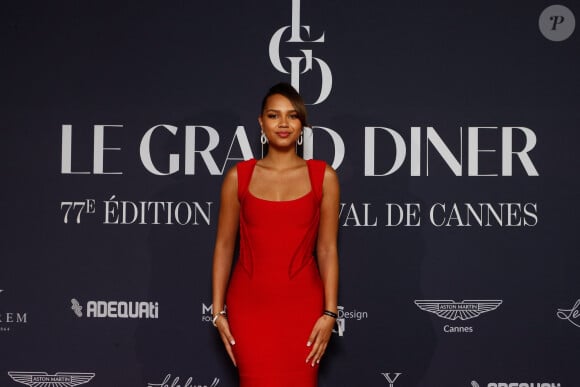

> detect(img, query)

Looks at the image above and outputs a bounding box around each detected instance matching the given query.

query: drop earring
[261,131,268,144]
[297,131,303,146]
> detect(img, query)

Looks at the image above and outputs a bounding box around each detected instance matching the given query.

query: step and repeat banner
[2,1,579,386]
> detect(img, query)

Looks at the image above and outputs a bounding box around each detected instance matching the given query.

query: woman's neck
[261,148,304,169]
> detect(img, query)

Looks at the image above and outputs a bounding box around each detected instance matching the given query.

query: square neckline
[246,159,314,203]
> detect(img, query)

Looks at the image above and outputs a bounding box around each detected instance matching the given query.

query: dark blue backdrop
[2,2,579,386]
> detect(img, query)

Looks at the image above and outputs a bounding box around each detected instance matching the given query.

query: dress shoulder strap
[236,158,257,201]
[306,159,327,203]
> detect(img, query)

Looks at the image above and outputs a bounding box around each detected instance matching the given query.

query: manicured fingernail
[306,341,311,347]
[230,340,236,345]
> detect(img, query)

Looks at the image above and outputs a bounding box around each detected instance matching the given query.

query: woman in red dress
[211,83,340,387]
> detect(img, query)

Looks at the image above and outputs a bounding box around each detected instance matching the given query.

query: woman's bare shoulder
[221,165,238,192]
[323,163,339,184]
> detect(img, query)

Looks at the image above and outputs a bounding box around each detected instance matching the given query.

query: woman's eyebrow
[264,108,297,112]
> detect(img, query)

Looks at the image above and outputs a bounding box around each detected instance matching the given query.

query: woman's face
[258,93,303,148]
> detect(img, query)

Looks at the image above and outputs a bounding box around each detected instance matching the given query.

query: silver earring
[261,131,268,145]
[297,131,303,146]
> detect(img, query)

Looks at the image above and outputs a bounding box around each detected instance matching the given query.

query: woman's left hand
[305,315,335,366]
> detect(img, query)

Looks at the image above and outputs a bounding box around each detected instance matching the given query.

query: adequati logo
[269,0,332,105]
[415,299,502,333]
[8,372,95,386]
[556,298,580,328]
[71,298,159,319]
[380,372,402,386]
[147,373,220,387]
[332,305,369,337]
[471,380,561,387]
[0,290,28,333]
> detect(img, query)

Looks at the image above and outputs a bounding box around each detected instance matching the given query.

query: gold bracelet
[212,310,227,327]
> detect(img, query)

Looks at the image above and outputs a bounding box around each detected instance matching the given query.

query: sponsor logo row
[3,371,562,387]
[2,290,579,334]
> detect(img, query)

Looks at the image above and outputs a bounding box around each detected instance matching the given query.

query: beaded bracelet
[323,310,338,319]
[212,310,227,327]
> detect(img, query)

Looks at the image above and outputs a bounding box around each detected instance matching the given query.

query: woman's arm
[306,164,340,366]
[211,166,240,366]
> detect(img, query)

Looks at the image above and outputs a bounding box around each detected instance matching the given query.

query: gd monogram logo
[268,0,332,105]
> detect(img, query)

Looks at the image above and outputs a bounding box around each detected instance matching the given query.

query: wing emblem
[414,300,502,320]
[8,372,95,386]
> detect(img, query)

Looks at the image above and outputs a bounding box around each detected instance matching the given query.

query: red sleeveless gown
[226,158,326,387]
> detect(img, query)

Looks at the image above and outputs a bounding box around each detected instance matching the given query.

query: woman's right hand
[215,315,237,367]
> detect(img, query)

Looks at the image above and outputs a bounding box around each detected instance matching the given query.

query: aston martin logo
[8,372,95,386]
[414,300,502,321]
